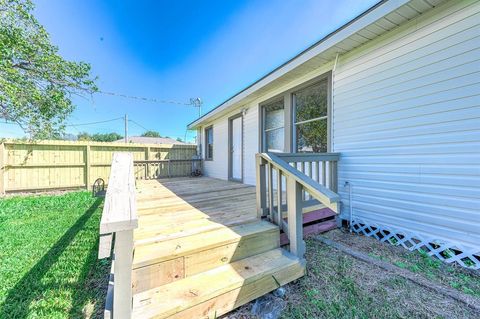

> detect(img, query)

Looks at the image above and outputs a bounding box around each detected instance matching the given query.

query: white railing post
[255,155,267,218]
[286,177,305,259]
[113,229,134,319]
[99,152,138,319]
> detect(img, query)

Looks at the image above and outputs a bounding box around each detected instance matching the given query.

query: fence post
[286,177,305,259]
[0,142,5,195]
[85,144,91,190]
[145,147,150,179]
[167,159,171,178]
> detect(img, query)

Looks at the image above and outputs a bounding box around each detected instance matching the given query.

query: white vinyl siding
[243,105,259,185]
[333,0,480,249]
[197,0,479,251]
[201,120,228,180]
[200,108,255,183]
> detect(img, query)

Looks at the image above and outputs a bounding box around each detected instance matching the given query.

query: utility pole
[124,114,128,143]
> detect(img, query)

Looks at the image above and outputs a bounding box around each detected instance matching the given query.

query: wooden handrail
[257,153,340,210]
[133,159,202,163]
[100,153,138,234]
[256,152,340,259]
[275,152,340,162]
[98,152,138,319]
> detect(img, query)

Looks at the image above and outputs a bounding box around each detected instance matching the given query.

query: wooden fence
[0,140,197,194]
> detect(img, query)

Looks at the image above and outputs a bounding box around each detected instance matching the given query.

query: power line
[96,91,203,116]
[128,119,153,132]
[65,117,123,127]
[98,90,193,106]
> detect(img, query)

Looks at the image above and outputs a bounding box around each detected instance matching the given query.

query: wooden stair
[131,220,305,318]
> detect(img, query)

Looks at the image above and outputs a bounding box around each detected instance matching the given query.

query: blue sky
[1,0,379,141]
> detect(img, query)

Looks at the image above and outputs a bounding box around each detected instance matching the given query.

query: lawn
[0,191,109,319]
[226,230,480,319]
[1,192,479,319]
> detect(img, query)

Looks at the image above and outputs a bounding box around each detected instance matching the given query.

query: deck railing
[98,152,138,319]
[133,158,202,179]
[256,152,340,258]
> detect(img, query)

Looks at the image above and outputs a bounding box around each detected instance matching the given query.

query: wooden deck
[134,177,258,246]
[131,177,305,318]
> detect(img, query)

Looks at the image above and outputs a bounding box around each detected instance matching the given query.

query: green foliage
[0,0,97,139]
[0,192,109,318]
[294,80,328,152]
[141,130,162,137]
[77,131,122,142]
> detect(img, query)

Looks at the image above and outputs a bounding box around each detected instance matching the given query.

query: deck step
[134,214,258,245]
[132,220,280,294]
[132,248,305,319]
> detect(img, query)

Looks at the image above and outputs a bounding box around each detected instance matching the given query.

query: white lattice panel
[351,218,480,270]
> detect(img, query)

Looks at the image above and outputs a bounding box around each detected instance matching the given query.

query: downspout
[344,181,353,232]
[331,53,339,153]
[333,54,355,231]
[333,53,339,73]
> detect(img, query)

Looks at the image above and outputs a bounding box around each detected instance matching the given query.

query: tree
[141,130,161,137]
[77,132,122,142]
[77,132,92,141]
[176,137,184,143]
[295,82,328,153]
[0,0,97,139]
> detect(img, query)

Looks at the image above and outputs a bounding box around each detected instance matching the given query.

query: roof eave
[187,0,417,130]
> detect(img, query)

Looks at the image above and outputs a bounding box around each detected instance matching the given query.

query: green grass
[279,239,478,319]
[0,191,109,319]
[326,230,480,299]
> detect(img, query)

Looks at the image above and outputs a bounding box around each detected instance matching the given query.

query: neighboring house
[189,0,480,267]
[114,136,189,145]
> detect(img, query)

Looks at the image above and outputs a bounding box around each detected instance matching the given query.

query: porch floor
[131,177,305,318]
[134,177,258,247]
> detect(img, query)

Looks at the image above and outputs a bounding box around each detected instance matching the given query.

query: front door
[230,116,242,181]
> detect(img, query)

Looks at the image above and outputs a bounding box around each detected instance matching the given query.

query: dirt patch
[1,188,85,198]
[223,229,480,319]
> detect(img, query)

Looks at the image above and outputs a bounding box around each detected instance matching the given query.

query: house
[115,136,189,145]
[189,0,480,268]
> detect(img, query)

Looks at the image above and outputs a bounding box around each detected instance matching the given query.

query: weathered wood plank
[100,153,138,234]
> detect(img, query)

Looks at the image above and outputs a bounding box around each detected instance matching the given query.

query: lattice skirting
[351,218,480,270]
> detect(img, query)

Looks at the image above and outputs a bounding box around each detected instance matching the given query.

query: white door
[231,117,242,181]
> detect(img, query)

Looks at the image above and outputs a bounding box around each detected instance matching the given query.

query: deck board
[131,177,306,318]
[134,177,257,244]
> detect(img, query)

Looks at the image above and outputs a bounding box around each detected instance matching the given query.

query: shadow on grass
[1,198,103,319]
[68,233,111,319]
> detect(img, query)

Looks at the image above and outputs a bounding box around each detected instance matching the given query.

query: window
[205,126,213,160]
[293,79,328,152]
[262,99,285,152]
